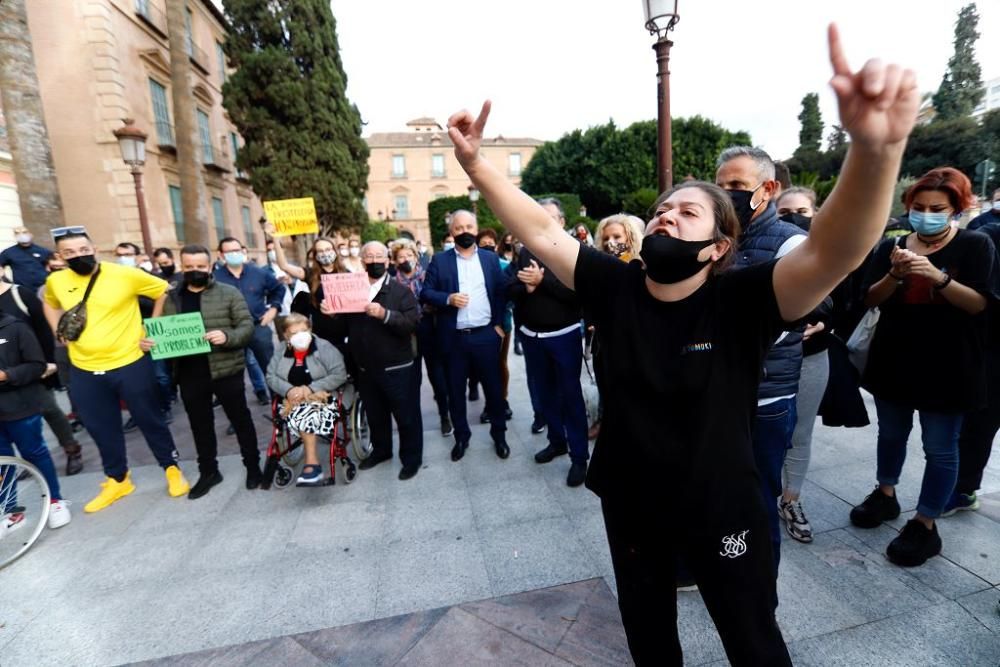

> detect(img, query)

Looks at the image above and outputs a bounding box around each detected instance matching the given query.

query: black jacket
[506,247,582,333]
[330,277,419,372]
[0,314,47,420]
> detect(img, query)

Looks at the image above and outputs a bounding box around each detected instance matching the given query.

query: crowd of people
[0,25,999,667]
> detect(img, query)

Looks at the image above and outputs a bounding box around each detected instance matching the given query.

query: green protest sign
[143,312,212,360]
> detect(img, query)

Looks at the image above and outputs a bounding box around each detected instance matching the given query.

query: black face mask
[639,234,715,284]
[778,212,812,232]
[365,262,387,279]
[183,270,211,288]
[454,232,476,249]
[67,254,97,275]
[398,261,413,274]
[728,185,764,230]
[479,245,496,253]
[159,264,176,277]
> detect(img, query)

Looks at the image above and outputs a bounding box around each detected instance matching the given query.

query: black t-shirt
[175,288,209,380]
[861,229,999,412]
[574,246,784,522]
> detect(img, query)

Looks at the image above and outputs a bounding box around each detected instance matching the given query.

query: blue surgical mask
[909,210,951,235]
[224,251,245,267]
[443,242,455,251]
[117,256,136,267]
[993,200,1000,211]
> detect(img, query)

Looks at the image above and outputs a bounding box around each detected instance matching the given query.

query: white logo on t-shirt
[0,339,7,345]
[719,529,749,558]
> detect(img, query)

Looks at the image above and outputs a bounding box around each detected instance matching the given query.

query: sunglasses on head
[50,226,88,239]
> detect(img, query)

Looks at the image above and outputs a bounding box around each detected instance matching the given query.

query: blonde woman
[594,214,646,262]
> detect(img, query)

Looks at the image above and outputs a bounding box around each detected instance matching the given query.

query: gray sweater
[266,336,348,398]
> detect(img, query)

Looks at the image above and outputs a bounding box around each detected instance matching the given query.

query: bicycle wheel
[0,456,51,570]
[350,397,372,461]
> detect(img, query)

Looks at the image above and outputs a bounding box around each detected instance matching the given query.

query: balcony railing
[202,142,231,172]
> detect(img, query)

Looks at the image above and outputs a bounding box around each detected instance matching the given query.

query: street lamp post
[642,0,680,192]
[113,118,154,255]
[468,184,480,217]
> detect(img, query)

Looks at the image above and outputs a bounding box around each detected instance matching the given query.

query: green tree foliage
[621,188,659,219]
[360,221,397,244]
[932,3,984,121]
[222,0,369,235]
[902,116,983,181]
[425,192,589,247]
[520,117,751,220]
[795,93,823,157]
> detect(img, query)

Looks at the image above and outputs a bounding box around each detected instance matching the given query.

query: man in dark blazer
[329,241,423,480]
[422,211,511,461]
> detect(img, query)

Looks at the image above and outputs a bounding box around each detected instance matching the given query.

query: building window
[211,197,226,243]
[431,154,445,177]
[197,109,213,163]
[169,185,185,242]
[229,132,239,159]
[508,152,522,176]
[184,7,194,57]
[135,0,149,14]
[392,154,406,177]
[241,205,256,247]
[394,195,409,219]
[148,79,173,145]
[216,42,226,83]
[991,84,1000,95]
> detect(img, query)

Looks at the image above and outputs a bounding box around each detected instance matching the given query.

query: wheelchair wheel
[350,397,372,461]
[0,456,51,570]
[274,464,294,489]
[337,456,357,485]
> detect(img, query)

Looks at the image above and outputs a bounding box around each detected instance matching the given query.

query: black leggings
[601,496,791,666]
[956,403,1000,495]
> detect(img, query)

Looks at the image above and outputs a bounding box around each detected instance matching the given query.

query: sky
[325,0,1000,160]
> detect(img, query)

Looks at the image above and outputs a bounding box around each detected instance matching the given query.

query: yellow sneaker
[165,465,190,497]
[84,474,135,513]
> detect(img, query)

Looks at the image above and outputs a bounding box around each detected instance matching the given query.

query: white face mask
[289,331,312,351]
[339,248,349,257]
[349,247,360,257]
[140,261,153,272]
[15,233,31,245]
[443,242,455,251]
[267,250,277,262]
[118,256,137,267]
[993,200,1000,211]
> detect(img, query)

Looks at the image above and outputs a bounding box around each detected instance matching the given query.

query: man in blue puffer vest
[717,146,807,575]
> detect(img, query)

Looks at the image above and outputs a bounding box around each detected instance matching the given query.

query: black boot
[189,471,224,499]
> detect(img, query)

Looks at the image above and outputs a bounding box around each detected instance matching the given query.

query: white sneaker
[0,512,25,540]
[48,500,72,529]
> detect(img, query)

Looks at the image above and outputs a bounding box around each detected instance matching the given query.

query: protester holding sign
[263,197,319,237]
[146,245,262,497]
[42,227,189,513]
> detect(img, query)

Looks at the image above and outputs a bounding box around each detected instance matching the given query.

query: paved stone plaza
[1,352,998,666]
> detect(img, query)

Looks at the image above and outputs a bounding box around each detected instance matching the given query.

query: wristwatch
[933,273,952,290]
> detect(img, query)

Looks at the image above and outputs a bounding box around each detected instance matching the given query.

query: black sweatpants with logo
[601,494,791,666]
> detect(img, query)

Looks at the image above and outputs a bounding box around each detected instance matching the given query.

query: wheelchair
[0,456,51,570]
[260,380,371,489]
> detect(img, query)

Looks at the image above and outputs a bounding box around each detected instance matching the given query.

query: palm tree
[0,0,65,238]
[166,0,209,245]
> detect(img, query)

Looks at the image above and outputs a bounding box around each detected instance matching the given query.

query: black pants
[359,362,423,469]
[601,496,790,666]
[416,317,449,418]
[446,327,506,443]
[179,368,260,474]
[956,403,1000,495]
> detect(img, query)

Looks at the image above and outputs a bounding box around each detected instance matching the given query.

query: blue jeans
[521,328,589,462]
[245,349,267,395]
[0,414,61,509]
[752,397,797,574]
[71,355,179,480]
[874,397,962,519]
[516,328,543,417]
[245,324,275,395]
[152,358,175,411]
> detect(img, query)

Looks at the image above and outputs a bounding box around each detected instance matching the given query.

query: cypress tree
[795,93,823,157]
[932,3,983,121]
[222,0,369,235]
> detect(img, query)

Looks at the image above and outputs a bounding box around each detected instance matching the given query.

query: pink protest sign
[321,272,370,313]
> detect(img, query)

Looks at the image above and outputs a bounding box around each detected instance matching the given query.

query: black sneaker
[123,417,138,433]
[566,460,587,487]
[887,519,942,567]
[530,415,546,434]
[245,466,262,490]
[534,442,568,464]
[188,471,224,499]
[480,409,490,424]
[850,487,900,528]
[440,415,454,437]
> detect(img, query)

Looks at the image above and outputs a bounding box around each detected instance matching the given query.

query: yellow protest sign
[264,197,319,236]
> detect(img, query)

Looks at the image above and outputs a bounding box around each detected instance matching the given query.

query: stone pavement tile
[468,474,565,530]
[807,457,926,514]
[461,446,538,485]
[805,423,877,473]
[785,601,1000,667]
[553,579,634,666]
[933,511,1000,585]
[565,509,614,580]
[959,585,1000,634]
[287,496,387,548]
[675,591,728,665]
[396,607,574,666]
[478,517,601,598]
[131,636,326,667]
[796,479,855,535]
[184,512,299,575]
[290,606,449,666]
[70,524,202,593]
[384,485,475,541]
[835,523,991,601]
[374,529,491,618]
[775,529,942,642]
[460,579,597,653]
[978,490,1000,524]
